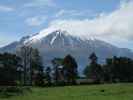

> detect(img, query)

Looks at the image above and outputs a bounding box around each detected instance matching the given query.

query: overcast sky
[0,0,133,50]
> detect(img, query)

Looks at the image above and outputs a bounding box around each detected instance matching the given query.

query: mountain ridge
[0,29,133,74]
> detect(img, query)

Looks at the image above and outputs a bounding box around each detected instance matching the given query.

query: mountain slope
[0,29,133,74]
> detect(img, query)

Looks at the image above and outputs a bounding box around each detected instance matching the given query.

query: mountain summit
[0,29,133,73]
[24,29,92,46]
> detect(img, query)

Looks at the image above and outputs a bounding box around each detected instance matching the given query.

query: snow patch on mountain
[27,28,96,46]
[26,28,56,43]
[50,31,58,45]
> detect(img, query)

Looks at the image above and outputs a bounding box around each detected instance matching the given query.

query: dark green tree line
[84,53,133,83]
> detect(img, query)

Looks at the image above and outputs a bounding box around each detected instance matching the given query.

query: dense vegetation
[84,53,133,83]
[0,46,133,86]
[0,53,21,86]
[0,46,79,86]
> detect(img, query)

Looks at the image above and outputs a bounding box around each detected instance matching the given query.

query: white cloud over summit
[26,16,47,26]
[41,0,133,48]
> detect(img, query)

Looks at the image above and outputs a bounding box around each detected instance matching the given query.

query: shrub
[0,86,31,98]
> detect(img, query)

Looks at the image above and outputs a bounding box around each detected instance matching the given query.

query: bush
[0,86,31,98]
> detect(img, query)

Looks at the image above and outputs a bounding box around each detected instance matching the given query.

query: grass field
[1,83,133,100]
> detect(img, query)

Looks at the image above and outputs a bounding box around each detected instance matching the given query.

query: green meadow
[1,83,133,100]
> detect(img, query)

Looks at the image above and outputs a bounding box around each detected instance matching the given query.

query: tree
[103,56,133,83]
[17,46,44,86]
[45,67,51,86]
[0,53,21,86]
[103,57,116,83]
[84,53,103,83]
[31,49,44,86]
[63,54,78,84]
[17,46,33,85]
[51,58,64,85]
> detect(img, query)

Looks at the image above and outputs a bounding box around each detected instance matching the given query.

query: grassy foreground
[1,83,133,100]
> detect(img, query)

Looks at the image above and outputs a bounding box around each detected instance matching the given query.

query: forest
[1,46,133,87]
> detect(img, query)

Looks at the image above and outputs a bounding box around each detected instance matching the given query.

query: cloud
[41,0,133,44]
[0,5,14,12]
[55,9,93,18]
[25,16,47,26]
[24,0,55,7]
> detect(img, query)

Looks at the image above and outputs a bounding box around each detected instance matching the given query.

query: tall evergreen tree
[63,54,78,84]
[84,53,103,83]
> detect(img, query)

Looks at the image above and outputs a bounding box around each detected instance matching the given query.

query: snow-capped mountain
[0,29,133,74]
